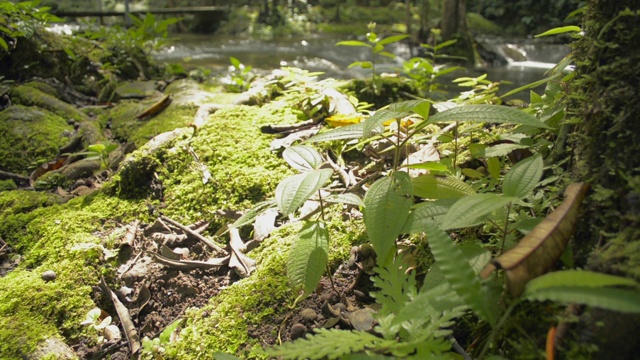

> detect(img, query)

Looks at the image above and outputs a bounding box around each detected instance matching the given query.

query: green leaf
[411,174,475,199]
[323,193,365,207]
[503,154,544,198]
[268,328,392,360]
[441,194,515,230]
[348,61,373,69]
[535,26,582,38]
[287,221,329,297]
[377,34,409,46]
[231,199,277,229]
[229,56,241,68]
[425,222,498,325]
[283,144,324,172]
[363,100,428,137]
[364,172,413,265]
[305,122,365,143]
[483,143,530,158]
[276,169,333,215]
[336,40,372,47]
[87,144,106,153]
[402,199,458,233]
[403,162,450,173]
[428,104,551,129]
[487,157,501,179]
[524,270,638,294]
[524,286,640,313]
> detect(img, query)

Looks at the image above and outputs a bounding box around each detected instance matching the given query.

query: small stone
[41,270,56,282]
[290,323,307,339]
[300,308,317,322]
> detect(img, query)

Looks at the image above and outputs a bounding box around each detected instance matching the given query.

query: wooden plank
[53,6,226,18]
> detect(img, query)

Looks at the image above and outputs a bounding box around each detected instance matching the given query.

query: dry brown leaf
[480,183,589,297]
[136,94,172,120]
[229,227,256,277]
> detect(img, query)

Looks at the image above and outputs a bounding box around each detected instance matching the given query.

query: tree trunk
[440,0,473,64]
[568,0,640,357]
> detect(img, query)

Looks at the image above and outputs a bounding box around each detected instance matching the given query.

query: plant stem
[500,202,512,254]
[453,121,459,169]
[393,119,402,172]
[478,303,517,359]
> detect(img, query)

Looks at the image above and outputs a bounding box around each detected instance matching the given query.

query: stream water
[155,33,572,99]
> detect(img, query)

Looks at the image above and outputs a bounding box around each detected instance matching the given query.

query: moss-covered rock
[0,105,74,174]
[10,84,89,122]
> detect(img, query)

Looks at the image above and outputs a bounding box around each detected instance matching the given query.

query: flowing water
[155,33,571,99]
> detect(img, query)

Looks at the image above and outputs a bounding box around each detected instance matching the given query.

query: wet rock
[115,81,158,99]
[290,323,307,339]
[41,270,56,282]
[348,307,377,332]
[10,84,88,122]
[300,308,317,322]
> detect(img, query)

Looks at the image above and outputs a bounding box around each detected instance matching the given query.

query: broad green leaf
[428,104,551,129]
[378,51,396,59]
[480,183,589,296]
[229,56,241,68]
[275,169,333,215]
[348,61,373,69]
[377,34,409,46]
[402,198,458,233]
[425,222,498,325]
[535,26,581,38]
[525,270,638,295]
[487,157,501,179]
[283,144,324,172]
[305,122,365,143]
[404,162,450,173]
[363,100,428,137]
[323,193,364,207]
[484,143,530,158]
[87,144,106,153]
[364,172,413,265]
[524,286,640,313]
[503,154,543,198]
[336,40,372,47]
[411,174,475,199]
[287,221,329,297]
[441,194,515,230]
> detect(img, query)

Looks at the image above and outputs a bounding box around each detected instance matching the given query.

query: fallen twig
[159,215,228,255]
[98,276,140,356]
[148,251,229,270]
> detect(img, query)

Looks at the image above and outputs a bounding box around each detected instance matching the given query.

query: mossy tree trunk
[568,0,640,357]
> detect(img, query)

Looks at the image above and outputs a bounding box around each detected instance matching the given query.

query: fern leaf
[364,172,413,265]
[425,222,498,326]
[524,286,640,313]
[287,221,329,298]
[276,169,333,215]
[428,104,551,128]
[371,255,417,318]
[440,194,515,230]
[268,328,393,360]
[305,122,364,143]
[411,175,475,200]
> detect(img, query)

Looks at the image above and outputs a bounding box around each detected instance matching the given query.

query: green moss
[0,179,17,192]
[158,105,294,221]
[0,105,73,174]
[101,100,198,147]
[10,84,88,122]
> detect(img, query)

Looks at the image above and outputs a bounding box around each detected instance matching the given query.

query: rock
[0,105,73,174]
[290,323,307,339]
[115,81,158,99]
[41,270,56,282]
[300,308,317,322]
[10,84,88,122]
[348,307,377,332]
[28,337,76,360]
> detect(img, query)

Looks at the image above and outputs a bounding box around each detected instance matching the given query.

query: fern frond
[268,328,393,360]
[425,222,499,326]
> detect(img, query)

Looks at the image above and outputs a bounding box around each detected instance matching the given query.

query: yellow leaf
[324,114,363,127]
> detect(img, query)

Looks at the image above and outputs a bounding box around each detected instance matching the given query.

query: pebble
[41,270,56,282]
[290,323,307,339]
[300,308,317,322]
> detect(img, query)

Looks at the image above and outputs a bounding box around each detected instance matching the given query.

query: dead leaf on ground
[98,276,141,355]
[228,227,257,277]
[480,183,589,297]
